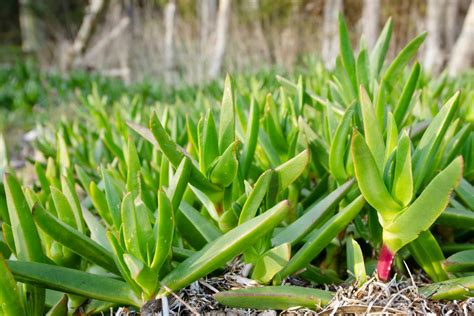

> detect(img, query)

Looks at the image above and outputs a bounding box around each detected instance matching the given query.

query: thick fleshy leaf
[329,106,354,182]
[215,286,333,310]
[50,187,77,229]
[454,178,474,210]
[252,243,291,284]
[150,113,219,193]
[0,253,26,316]
[208,141,239,187]
[199,111,219,174]
[384,112,398,163]
[412,92,459,192]
[33,204,119,275]
[102,169,123,230]
[338,14,357,95]
[4,173,45,315]
[121,193,144,260]
[176,202,222,250]
[437,208,474,229]
[46,294,68,316]
[356,48,370,93]
[151,190,173,272]
[218,74,235,153]
[106,231,142,295]
[169,158,192,211]
[393,62,420,126]
[352,131,401,224]
[239,170,273,224]
[272,179,354,246]
[59,176,85,233]
[384,157,463,253]
[241,98,260,177]
[300,265,343,285]
[370,18,393,80]
[274,150,309,193]
[420,276,474,300]
[444,250,474,273]
[407,231,448,282]
[346,237,367,285]
[7,260,141,306]
[158,200,290,295]
[123,253,157,297]
[391,132,413,206]
[189,184,220,221]
[89,181,113,227]
[275,195,365,281]
[359,86,385,172]
[382,32,427,89]
[126,137,140,195]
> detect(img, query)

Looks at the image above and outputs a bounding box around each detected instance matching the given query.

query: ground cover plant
[0,16,473,315]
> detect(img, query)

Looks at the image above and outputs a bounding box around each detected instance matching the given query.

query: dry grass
[112,258,474,315]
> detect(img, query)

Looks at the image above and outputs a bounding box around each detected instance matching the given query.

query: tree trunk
[248,0,272,63]
[424,0,446,74]
[209,0,231,79]
[19,0,41,56]
[322,0,342,68]
[63,0,109,70]
[444,0,460,49]
[361,0,380,49]
[164,0,177,85]
[448,0,474,75]
[199,0,217,81]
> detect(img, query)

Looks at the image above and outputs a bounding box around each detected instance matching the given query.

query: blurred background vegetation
[0,0,473,148]
[2,0,473,84]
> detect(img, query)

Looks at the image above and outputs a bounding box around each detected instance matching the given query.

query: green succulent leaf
[437,207,474,229]
[329,106,354,182]
[215,286,333,310]
[346,237,367,285]
[241,98,260,177]
[151,190,174,272]
[391,131,413,206]
[352,131,401,224]
[384,157,463,253]
[176,201,222,250]
[4,173,45,315]
[239,170,273,224]
[412,92,460,192]
[276,195,365,281]
[199,111,219,174]
[370,18,393,81]
[218,74,235,153]
[272,179,354,246]
[252,243,291,284]
[208,141,239,187]
[274,149,309,193]
[359,86,385,172]
[150,113,219,193]
[382,32,427,90]
[338,14,357,95]
[420,276,474,300]
[407,231,448,282]
[444,250,474,273]
[158,200,290,295]
[0,253,26,316]
[33,204,119,275]
[7,260,141,306]
[393,62,420,126]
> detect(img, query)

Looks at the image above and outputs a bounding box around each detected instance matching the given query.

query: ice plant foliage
[0,15,473,314]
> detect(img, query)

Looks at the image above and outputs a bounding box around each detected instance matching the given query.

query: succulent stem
[377,244,395,281]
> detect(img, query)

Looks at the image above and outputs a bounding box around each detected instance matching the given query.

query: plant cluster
[0,17,473,314]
